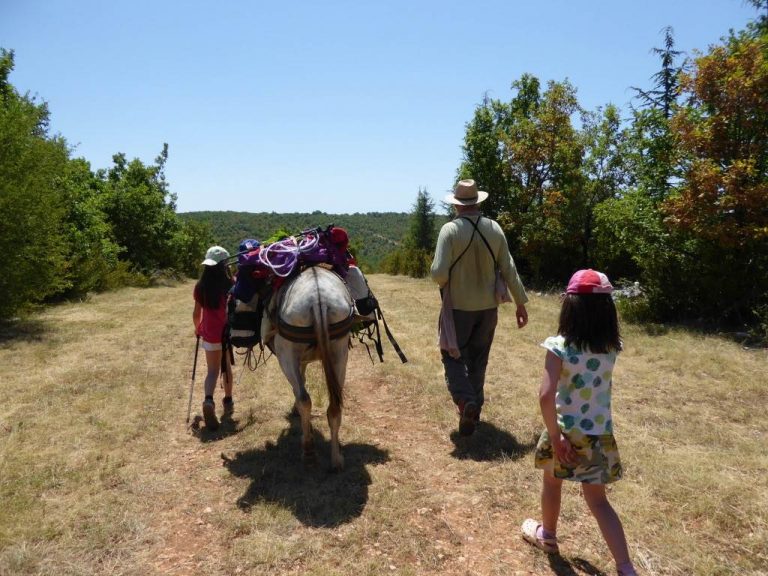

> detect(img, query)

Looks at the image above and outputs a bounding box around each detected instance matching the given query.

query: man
[431,179,529,436]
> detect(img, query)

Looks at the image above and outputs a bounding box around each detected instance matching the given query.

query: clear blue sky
[1,0,759,213]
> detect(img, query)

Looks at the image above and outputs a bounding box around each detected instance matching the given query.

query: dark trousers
[441,307,498,410]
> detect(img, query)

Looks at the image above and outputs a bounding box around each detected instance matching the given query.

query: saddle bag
[227,297,263,349]
[346,265,377,324]
[355,295,378,317]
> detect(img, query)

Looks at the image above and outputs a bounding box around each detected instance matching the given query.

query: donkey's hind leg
[277,344,315,464]
[326,339,349,471]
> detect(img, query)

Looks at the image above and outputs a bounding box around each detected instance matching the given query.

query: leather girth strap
[277,311,355,344]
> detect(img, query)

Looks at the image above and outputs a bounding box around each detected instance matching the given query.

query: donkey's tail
[312,299,344,409]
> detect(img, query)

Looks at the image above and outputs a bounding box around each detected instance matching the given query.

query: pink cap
[566,269,613,294]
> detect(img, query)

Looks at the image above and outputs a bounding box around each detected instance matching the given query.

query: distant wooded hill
[179,211,447,272]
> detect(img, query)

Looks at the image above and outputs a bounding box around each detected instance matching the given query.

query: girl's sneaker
[202,399,219,430]
[223,396,234,417]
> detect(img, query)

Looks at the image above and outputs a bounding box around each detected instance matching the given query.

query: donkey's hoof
[329,455,344,472]
[303,450,317,468]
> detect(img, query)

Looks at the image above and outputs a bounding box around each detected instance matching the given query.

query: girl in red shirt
[192,246,233,430]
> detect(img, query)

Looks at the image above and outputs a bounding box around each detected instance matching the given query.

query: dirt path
[150,429,234,574]
[343,362,538,576]
[147,350,594,576]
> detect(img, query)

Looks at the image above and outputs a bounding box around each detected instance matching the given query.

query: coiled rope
[257,233,320,277]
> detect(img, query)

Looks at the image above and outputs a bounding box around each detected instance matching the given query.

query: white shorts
[201,339,222,351]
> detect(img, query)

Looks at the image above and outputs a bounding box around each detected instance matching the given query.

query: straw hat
[444,179,489,205]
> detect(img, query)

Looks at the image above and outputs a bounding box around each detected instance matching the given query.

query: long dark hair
[558,293,622,353]
[195,263,232,309]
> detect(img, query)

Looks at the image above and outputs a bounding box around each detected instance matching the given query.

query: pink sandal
[521,518,559,554]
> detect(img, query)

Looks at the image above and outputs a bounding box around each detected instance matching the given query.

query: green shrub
[749,302,768,347]
[102,262,149,290]
[615,294,654,324]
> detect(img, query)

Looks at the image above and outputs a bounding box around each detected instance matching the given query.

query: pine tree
[406,187,435,252]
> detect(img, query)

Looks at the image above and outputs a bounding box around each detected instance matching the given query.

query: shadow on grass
[548,555,608,576]
[0,318,50,345]
[449,421,536,462]
[222,412,390,527]
[189,410,258,442]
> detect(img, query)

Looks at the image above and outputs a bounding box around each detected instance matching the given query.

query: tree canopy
[456,7,768,333]
[2,4,766,337]
[0,49,209,320]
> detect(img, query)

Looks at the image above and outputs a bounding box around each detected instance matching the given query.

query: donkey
[271,266,354,470]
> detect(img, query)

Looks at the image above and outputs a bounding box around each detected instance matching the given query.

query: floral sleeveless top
[541,335,618,435]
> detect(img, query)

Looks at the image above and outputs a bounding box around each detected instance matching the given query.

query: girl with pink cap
[521,269,637,576]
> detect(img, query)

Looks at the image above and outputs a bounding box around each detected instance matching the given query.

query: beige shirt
[430,213,528,311]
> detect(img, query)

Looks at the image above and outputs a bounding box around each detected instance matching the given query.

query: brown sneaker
[222,396,234,417]
[459,402,479,436]
[202,399,219,431]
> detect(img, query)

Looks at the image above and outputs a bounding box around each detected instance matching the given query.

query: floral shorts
[534,429,623,484]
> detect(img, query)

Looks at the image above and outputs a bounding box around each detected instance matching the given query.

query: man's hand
[516,304,528,328]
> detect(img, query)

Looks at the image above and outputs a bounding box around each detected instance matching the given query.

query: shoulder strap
[448,219,478,278]
[460,216,497,267]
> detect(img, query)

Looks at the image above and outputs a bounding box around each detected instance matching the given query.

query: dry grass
[0,275,766,575]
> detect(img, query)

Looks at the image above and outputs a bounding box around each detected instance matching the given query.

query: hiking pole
[186,335,200,424]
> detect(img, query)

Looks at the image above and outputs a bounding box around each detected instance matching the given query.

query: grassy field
[0,274,766,576]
